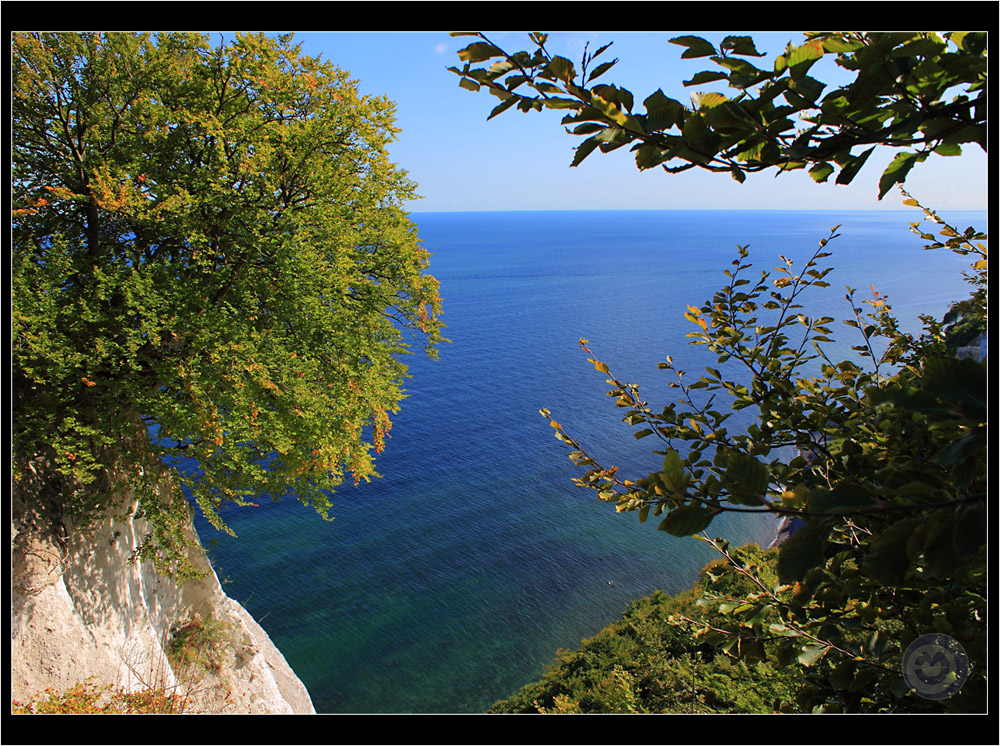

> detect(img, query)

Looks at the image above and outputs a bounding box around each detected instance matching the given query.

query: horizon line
[407,206,989,214]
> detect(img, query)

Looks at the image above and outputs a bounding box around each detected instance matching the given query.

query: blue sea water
[192,209,984,713]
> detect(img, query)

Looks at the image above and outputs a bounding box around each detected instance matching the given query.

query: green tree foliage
[454,32,986,712]
[12,32,442,574]
[450,31,985,198]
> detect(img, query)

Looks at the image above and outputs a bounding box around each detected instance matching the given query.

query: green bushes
[167,612,234,681]
[491,544,800,713]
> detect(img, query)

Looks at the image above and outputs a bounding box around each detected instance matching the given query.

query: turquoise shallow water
[190,209,984,713]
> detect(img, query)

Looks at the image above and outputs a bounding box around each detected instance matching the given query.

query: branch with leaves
[451,31,987,199]
[535,207,985,710]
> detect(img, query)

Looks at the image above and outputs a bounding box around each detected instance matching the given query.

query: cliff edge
[10,455,314,714]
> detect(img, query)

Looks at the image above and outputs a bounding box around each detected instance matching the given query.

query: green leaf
[848,667,879,693]
[733,638,767,662]
[642,89,684,132]
[701,101,755,131]
[543,97,585,110]
[720,35,764,57]
[798,642,830,666]
[951,502,986,560]
[933,141,962,157]
[956,31,987,55]
[487,58,517,76]
[864,516,923,585]
[634,142,671,170]
[776,519,830,582]
[785,75,825,104]
[670,36,717,59]
[690,91,727,110]
[916,507,966,580]
[638,503,650,523]
[683,70,728,87]
[590,93,644,134]
[808,162,834,183]
[877,151,927,199]
[893,36,946,60]
[458,42,504,64]
[658,503,715,536]
[487,96,517,120]
[680,114,721,163]
[661,450,687,491]
[829,660,856,690]
[921,356,986,416]
[724,450,769,506]
[569,122,607,136]
[570,134,602,168]
[587,59,617,83]
[834,146,875,185]
[590,41,614,60]
[786,39,825,78]
[819,35,864,53]
[541,56,576,83]
[934,428,986,469]
[775,641,799,667]
[806,481,876,514]
[593,123,632,152]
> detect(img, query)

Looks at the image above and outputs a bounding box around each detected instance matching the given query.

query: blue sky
[283,31,987,213]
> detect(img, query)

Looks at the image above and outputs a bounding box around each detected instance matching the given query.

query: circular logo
[901,633,969,700]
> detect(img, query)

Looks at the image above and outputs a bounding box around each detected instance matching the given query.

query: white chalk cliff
[10,454,314,714]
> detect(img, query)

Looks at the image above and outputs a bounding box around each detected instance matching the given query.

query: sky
[274,31,988,214]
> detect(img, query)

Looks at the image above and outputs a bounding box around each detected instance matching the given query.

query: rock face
[10,456,314,714]
[768,515,806,549]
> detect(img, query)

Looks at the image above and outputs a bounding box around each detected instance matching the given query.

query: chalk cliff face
[10,456,314,714]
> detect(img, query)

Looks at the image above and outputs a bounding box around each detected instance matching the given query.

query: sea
[190,209,984,713]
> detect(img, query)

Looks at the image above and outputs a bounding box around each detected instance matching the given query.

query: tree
[12,32,443,575]
[452,32,987,712]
